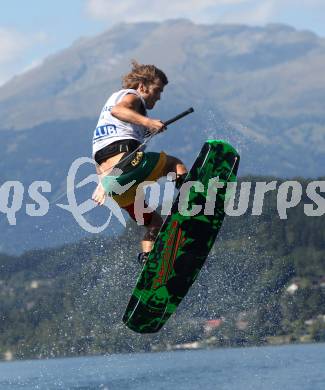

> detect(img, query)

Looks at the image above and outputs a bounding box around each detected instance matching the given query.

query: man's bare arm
[111,94,164,132]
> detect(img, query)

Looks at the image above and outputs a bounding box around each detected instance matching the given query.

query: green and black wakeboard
[123,139,240,333]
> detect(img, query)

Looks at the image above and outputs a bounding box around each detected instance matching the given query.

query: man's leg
[141,155,187,252]
[121,153,188,263]
[140,155,187,258]
[141,211,163,253]
[122,203,162,259]
[163,155,187,180]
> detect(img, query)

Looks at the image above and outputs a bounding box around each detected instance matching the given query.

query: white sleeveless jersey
[92,89,148,157]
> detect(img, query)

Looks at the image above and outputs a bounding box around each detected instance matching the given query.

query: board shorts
[101,151,167,225]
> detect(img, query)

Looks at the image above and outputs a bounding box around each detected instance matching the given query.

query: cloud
[0,28,48,86]
[84,0,325,33]
[85,0,250,24]
[221,1,276,25]
[0,28,27,64]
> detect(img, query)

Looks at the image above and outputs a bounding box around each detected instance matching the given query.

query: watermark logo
[0,157,324,233]
[56,157,135,233]
[0,180,51,225]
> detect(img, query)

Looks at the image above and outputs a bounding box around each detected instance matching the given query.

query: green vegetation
[0,176,325,360]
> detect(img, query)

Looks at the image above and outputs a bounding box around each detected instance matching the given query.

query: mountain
[1,19,325,253]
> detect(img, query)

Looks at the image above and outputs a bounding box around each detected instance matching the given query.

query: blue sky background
[0,0,325,86]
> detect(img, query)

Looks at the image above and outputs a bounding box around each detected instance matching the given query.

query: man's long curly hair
[122,60,168,89]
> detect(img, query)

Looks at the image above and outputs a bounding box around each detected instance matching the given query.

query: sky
[0,0,325,87]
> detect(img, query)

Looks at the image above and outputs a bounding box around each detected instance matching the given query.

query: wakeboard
[123,140,240,333]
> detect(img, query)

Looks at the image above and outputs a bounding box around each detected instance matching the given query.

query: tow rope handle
[163,107,194,127]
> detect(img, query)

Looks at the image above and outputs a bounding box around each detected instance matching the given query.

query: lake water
[0,343,324,389]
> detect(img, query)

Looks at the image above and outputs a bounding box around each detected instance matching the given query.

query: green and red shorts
[101,151,167,225]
